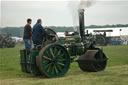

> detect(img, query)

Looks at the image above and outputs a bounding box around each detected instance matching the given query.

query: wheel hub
[52,58,57,64]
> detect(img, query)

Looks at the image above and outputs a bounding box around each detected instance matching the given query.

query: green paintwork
[20,50,27,72]
[20,50,40,74]
[65,43,84,56]
[38,44,70,77]
[57,34,84,56]
[29,50,40,74]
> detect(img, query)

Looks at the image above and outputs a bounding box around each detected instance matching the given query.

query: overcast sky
[0,0,128,27]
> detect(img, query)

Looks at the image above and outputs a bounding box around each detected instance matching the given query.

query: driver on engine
[32,19,48,49]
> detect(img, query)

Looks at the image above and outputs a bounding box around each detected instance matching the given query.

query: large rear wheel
[36,44,70,78]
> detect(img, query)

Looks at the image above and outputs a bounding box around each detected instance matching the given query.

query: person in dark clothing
[23,18,32,50]
[32,19,48,49]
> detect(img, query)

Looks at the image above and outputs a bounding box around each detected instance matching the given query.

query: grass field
[0,45,128,85]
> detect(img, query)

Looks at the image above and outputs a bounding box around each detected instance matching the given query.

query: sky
[0,0,128,27]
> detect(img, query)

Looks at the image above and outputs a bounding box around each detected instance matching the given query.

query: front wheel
[77,49,108,72]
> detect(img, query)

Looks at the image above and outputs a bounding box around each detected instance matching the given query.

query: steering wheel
[45,28,58,41]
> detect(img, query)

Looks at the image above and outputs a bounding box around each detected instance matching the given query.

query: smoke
[68,1,79,28]
[68,0,96,28]
[79,0,96,9]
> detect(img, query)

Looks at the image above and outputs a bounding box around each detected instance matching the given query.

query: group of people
[23,18,48,50]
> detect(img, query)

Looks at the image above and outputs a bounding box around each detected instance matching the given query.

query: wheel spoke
[50,48,55,58]
[56,52,65,58]
[56,64,62,72]
[46,51,52,58]
[54,65,58,74]
[47,67,50,73]
[47,64,52,73]
[42,60,49,64]
[43,56,52,61]
[56,50,61,57]
[42,60,52,66]
[51,65,55,74]
[57,62,65,67]
[57,53,64,58]
[54,47,57,56]
[47,62,53,67]
[57,54,65,62]
[58,59,66,62]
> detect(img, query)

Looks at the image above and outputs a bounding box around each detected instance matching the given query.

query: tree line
[0,24,128,37]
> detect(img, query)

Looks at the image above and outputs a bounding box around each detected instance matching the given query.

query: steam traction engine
[0,33,16,48]
[20,9,108,78]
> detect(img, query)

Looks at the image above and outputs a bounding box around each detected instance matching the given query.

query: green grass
[0,45,128,85]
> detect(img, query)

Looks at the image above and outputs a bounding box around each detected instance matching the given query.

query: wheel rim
[38,44,70,77]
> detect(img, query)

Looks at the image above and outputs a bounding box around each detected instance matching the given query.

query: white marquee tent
[87,27,128,37]
[57,27,128,37]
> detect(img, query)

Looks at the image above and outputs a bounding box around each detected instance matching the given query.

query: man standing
[23,18,32,50]
[32,19,48,49]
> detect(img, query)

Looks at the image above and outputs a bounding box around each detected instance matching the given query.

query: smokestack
[79,9,85,42]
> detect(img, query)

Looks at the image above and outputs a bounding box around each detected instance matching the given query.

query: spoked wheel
[36,44,70,78]
[96,36,106,46]
[77,49,108,72]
